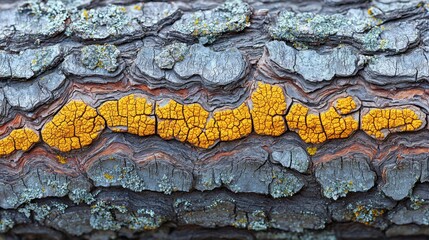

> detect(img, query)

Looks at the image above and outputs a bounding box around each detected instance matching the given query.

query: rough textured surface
[1,0,429,239]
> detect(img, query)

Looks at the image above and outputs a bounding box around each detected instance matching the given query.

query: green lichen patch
[248,210,268,231]
[90,201,163,231]
[67,4,140,40]
[128,209,163,231]
[18,202,68,221]
[68,188,96,204]
[18,0,69,36]
[0,217,14,233]
[269,10,372,42]
[81,44,120,72]
[90,200,126,231]
[269,171,304,198]
[173,0,252,44]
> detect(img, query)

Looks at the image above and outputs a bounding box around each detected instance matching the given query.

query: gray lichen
[248,210,268,231]
[352,205,385,225]
[17,0,68,37]
[155,42,188,69]
[270,10,372,42]
[173,0,251,44]
[128,209,163,231]
[0,217,14,233]
[68,188,95,204]
[89,201,162,231]
[269,171,305,198]
[88,158,146,192]
[18,202,68,221]
[158,174,174,195]
[270,9,418,53]
[90,200,126,231]
[81,44,120,72]
[67,4,140,40]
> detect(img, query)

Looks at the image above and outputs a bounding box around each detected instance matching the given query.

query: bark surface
[1,0,429,239]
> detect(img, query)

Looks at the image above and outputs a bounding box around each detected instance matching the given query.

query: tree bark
[0,0,429,239]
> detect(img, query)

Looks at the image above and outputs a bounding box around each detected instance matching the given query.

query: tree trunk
[0,0,428,239]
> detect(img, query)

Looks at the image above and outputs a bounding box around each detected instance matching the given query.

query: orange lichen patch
[286,102,359,144]
[156,99,219,148]
[334,96,357,114]
[213,103,252,141]
[307,146,317,156]
[250,82,287,136]
[56,155,67,164]
[361,108,424,139]
[98,94,156,136]
[321,107,359,140]
[286,104,326,144]
[41,100,106,152]
[0,128,39,156]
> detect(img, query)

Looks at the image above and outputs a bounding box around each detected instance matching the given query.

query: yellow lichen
[335,96,357,115]
[133,4,142,11]
[56,155,67,164]
[213,103,252,141]
[286,104,326,144]
[156,99,219,148]
[306,147,317,156]
[104,173,114,180]
[41,100,105,152]
[0,128,40,156]
[353,205,385,225]
[286,102,358,144]
[82,9,89,20]
[321,107,359,140]
[250,82,287,136]
[361,108,423,139]
[98,94,156,137]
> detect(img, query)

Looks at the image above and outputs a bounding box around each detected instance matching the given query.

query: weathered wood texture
[1,0,429,239]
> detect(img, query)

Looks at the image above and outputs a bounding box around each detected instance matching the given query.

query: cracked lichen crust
[0,128,39,156]
[172,0,251,44]
[17,88,429,151]
[250,82,287,136]
[98,94,156,137]
[156,99,218,148]
[41,100,105,152]
[285,97,359,144]
[361,107,425,140]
